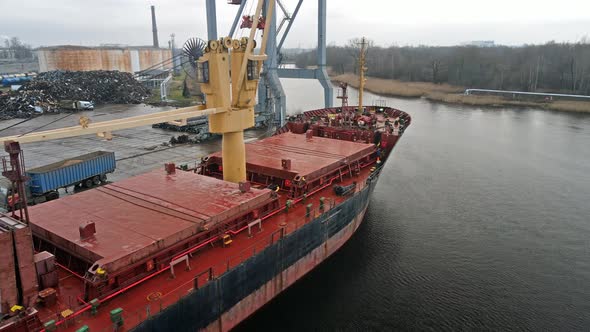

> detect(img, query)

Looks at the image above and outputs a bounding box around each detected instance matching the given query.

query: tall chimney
[151,5,159,48]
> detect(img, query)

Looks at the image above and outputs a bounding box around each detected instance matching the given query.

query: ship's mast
[357,37,368,113]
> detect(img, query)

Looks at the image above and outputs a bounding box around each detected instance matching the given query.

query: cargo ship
[0,5,410,332]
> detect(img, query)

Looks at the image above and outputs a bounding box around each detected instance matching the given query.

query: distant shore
[331,74,590,113]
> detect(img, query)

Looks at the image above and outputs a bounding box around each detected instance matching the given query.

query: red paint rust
[209,132,375,181]
[0,230,17,314]
[6,105,411,332]
[28,170,274,275]
[37,48,172,73]
[207,206,369,331]
[12,227,38,308]
[29,162,376,332]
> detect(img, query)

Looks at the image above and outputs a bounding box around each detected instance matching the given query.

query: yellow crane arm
[0,106,227,144]
[233,0,273,106]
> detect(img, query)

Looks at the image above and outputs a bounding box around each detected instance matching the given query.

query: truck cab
[59,100,95,110]
[78,101,95,110]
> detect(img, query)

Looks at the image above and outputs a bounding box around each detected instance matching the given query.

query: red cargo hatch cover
[28,170,273,273]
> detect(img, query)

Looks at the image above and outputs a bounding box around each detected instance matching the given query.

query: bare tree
[8,37,33,59]
[294,39,590,95]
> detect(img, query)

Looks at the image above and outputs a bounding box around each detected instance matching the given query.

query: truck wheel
[84,179,93,188]
[100,174,107,183]
[92,176,100,186]
[46,191,59,201]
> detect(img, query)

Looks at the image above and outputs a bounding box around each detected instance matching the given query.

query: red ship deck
[32,164,376,332]
[209,132,375,181]
[0,99,411,332]
[28,171,274,274]
[17,127,391,331]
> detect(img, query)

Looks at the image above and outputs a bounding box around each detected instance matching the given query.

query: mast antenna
[357,37,368,113]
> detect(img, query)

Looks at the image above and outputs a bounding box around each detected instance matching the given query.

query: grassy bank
[332,74,590,113]
[146,72,203,107]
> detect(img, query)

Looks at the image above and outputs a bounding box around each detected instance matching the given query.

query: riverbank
[331,74,590,113]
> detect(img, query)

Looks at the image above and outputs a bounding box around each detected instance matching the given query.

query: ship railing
[187,202,342,289]
[130,178,372,328]
[63,168,387,328]
[172,203,333,293]
[88,194,358,329]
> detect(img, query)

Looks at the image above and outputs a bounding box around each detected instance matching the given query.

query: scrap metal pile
[0,70,150,119]
[0,88,58,120]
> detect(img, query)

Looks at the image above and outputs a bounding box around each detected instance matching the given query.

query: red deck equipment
[203,132,376,196]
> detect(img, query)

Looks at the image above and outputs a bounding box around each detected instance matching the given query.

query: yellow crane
[0,0,274,184]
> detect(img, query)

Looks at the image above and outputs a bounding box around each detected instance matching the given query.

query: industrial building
[36,46,172,73]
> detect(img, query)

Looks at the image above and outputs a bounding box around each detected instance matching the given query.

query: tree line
[294,39,590,95]
[1,37,34,60]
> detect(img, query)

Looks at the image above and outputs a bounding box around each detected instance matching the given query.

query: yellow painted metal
[199,51,231,111]
[234,0,265,101]
[0,105,225,144]
[222,131,247,183]
[231,47,259,111]
[202,0,272,183]
[200,36,249,183]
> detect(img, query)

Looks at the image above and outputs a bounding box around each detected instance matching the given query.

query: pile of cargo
[0,89,59,120]
[28,70,150,104]
[0,70,150,119]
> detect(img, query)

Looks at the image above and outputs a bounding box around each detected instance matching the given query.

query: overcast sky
[1,0,589,48]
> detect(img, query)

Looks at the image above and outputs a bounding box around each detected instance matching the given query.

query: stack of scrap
[0,70,150,119]
[26,70,150,104]
[0,89,59,119]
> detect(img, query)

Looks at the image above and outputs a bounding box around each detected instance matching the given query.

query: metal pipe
[316,0,333,108]
[276,0,289,16]
[229,0,248,37]
[206,0,218,40]
[464,88,590,100]
[358,37,367,111]
[221,131,246,184]
[151,5,159,48]
[277,0,303,53]
[234,0,266,99]
[0,106,226,144]
[317,0,327,69]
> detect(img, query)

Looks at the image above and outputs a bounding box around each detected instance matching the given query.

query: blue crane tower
[205,0,333,127]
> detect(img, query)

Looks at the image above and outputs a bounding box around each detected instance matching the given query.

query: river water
[235,80,590,331]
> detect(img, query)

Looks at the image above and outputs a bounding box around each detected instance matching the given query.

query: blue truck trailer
[1,151,116,209]
[0,73,36,87]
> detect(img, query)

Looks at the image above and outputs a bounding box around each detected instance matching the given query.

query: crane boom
[0,0,273,185]
[0,105,226,144]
